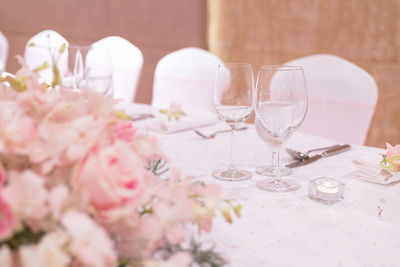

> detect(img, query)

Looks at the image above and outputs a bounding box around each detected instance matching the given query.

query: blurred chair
[285,54,378,145]
[0,31,9,71]
[1,72,15,80]
[24,30,68,85]
[92,36,143,101]
[152,47,223,112]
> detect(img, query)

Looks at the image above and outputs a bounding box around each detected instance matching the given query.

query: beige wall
[208,0,400,147]
[1,0,207,103]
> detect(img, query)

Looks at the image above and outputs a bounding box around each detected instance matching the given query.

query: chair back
[24,30,68,85]
[0,32,9,71]
[285,54,378,145]
[92,36,143,101]
[152,47,223,112]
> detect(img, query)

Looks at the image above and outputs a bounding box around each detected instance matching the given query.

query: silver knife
[286,144,351,168]
[130,113,154,121]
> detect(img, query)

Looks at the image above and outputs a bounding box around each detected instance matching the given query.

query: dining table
[125,102,400,267]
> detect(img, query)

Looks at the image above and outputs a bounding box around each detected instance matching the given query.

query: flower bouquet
[0,57,240,267]
[380,143,400,172]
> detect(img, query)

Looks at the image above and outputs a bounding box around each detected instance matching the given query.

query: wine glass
[62,46,83,92]
[84,46,114,96]
[254,65,308,192]
[213,63,254,181]
[62,45,113,96]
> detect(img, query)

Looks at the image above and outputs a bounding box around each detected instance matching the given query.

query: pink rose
[75,141,146,219]
[113,121,137,143]
[0,193,17,241]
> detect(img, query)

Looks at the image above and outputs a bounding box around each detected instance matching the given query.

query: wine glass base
[213,169,252,181]
[256,178,300,192]
[255,165,292,176]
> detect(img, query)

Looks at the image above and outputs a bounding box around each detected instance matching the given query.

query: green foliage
[118,259,139,267]
[161,240,227,267]
[6,76,27,92]
[58,43,67,54]
[51,63,61,88]
[113,110,132,120]
[158,109,185,121]
[233,204,242,218]
[380,154,388,169]
[118,240,227,267]
[33,61,49,72]
[148,159,168,176]
[380,154,400,171]
[0,227,44,250]
[30,40,67,88]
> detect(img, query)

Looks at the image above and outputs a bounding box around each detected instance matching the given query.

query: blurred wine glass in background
[62,45,113,96]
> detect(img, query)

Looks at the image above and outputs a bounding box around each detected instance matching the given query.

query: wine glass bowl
[62,45,113,96]
[213,63,254,181]
[84,46,114,96]
[254,65,308,192]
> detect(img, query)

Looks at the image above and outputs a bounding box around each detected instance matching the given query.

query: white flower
[49,185,69,221]
[19,230,70,267]
[3,170,49,231]
[0,245,12,267]
[144,252,192,267]
[61,210,117,267]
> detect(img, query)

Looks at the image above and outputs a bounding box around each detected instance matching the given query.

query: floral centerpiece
[0,57,240,267]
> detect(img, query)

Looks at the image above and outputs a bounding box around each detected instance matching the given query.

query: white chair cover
[92,36,143,101]
[24,30,68,85]
[152,47,223,112]
[0,32,9,71]
[285,54,378,145]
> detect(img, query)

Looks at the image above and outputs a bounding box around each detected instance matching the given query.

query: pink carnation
[0,193,17,241]
[385,143,400,172]
[0,101,36,154]
[386,143,400,158]
[113,121,137,143]
[169,102,183,113]
[0,162,5,185]
[62,211,117,267]
[2,171,49,232]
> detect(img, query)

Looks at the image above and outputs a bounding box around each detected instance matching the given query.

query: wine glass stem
[270,149,278,172]
[228,127,236,171]
[272,143,282,184]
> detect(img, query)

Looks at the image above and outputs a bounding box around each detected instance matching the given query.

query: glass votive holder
[309,177,345,205]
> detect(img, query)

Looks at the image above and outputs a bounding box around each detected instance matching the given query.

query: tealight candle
[309,177,345,204]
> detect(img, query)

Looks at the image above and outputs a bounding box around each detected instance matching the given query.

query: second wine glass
[254,65,308,192]
[213,63,254,181]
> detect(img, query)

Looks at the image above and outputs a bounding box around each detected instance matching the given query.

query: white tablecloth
[130,104,400,267]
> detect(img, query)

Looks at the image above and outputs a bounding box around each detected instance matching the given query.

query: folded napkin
[148,108,219,134]
[352,159,400,185]
[114,101,219,133]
